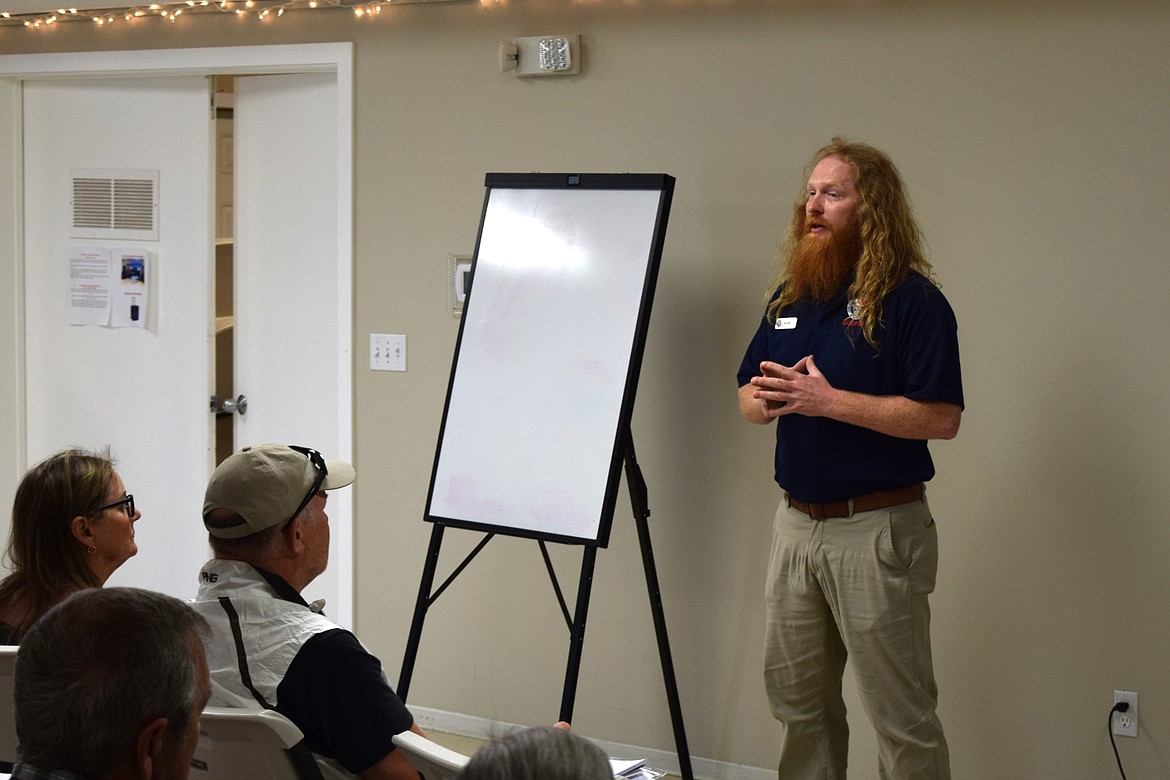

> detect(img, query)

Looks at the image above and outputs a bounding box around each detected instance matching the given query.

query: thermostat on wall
[449,254,472,317]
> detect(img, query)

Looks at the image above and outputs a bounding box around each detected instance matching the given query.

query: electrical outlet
[370,333,406,372]
[1113,690,1138,738]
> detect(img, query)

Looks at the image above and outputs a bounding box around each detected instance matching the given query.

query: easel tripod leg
[398,523,445,703]
[625,433,694,780]
[559,545,598,724]
[634,510,694,780]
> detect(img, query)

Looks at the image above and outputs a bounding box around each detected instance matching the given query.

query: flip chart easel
[397,173,692,779]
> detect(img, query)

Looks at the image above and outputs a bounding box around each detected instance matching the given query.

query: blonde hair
[766,137,935,348]
[0,449,114,637]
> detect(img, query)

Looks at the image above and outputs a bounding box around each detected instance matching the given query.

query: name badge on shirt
[775,317,797,330]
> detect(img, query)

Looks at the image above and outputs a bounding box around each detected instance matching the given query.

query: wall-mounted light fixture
[499,35,581,77]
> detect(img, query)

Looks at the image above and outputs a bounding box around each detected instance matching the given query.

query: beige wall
[2,0,1169,776]
[0,77,22,494]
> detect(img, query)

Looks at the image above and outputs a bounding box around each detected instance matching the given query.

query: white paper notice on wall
[68,246,149,328]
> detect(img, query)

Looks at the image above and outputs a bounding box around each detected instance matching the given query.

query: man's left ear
[135,716,169,779]
[286,516,307,555]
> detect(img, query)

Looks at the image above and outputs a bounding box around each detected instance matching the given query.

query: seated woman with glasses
[0,448,141,644]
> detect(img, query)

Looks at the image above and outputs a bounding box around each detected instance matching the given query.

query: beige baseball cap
[203,443,355,539]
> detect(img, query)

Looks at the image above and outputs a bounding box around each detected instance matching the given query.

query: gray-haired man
[192,444,421,780]
[14,587,211,780]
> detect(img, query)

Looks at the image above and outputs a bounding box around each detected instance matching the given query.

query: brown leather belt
[785,483,924,520]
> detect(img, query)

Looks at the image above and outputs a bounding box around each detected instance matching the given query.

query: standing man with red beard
[738,138,963,780]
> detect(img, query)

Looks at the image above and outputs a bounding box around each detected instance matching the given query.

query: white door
[21,76,215,600]
[231,72,351,621]
[18,64,353,624]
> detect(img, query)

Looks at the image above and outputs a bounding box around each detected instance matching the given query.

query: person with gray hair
[13,586,211,780]
[455,726,611,780]
[192,444,421,780]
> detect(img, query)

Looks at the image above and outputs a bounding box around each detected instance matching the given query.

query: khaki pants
[764,495,950,780]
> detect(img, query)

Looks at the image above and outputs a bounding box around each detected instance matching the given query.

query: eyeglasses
[93,494,135,518]
[287,445,328,522]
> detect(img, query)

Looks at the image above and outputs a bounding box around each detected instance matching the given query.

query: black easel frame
[424,173,673,548]
[397,428,694,780]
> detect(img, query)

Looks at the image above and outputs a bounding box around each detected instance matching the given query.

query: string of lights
[0,0,470,29]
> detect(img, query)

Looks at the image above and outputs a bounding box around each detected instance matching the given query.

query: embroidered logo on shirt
[843,298,867,327]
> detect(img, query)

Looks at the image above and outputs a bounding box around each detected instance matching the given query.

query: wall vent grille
[70,169,159,241]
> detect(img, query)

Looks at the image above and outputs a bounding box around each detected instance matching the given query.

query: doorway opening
[214,74,235,465]
[2,43,356,623]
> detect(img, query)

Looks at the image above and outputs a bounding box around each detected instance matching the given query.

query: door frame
[0,43,355,624]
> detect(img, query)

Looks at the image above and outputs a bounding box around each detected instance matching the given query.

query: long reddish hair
[766,137,935,348]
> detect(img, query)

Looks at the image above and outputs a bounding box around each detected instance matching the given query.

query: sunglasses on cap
[287,445,328,523]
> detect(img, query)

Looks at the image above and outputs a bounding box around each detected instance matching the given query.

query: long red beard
[786,219,861,302]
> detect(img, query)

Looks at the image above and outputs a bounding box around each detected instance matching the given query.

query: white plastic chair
[391,730,470,780]
[190,706,323,780]
[0,645,17,768]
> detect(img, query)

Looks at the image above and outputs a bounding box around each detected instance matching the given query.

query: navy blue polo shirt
[737,273,964,503]
[256,570,413,775]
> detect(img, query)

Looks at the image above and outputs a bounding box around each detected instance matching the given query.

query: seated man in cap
[192,444,421,780]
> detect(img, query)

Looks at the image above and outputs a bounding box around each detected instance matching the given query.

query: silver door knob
[211,394,248,415]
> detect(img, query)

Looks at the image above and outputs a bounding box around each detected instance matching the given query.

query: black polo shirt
[738,273,964,504]
[258,570,414,775]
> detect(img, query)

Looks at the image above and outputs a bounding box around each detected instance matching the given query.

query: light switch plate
[370,333,405,372]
